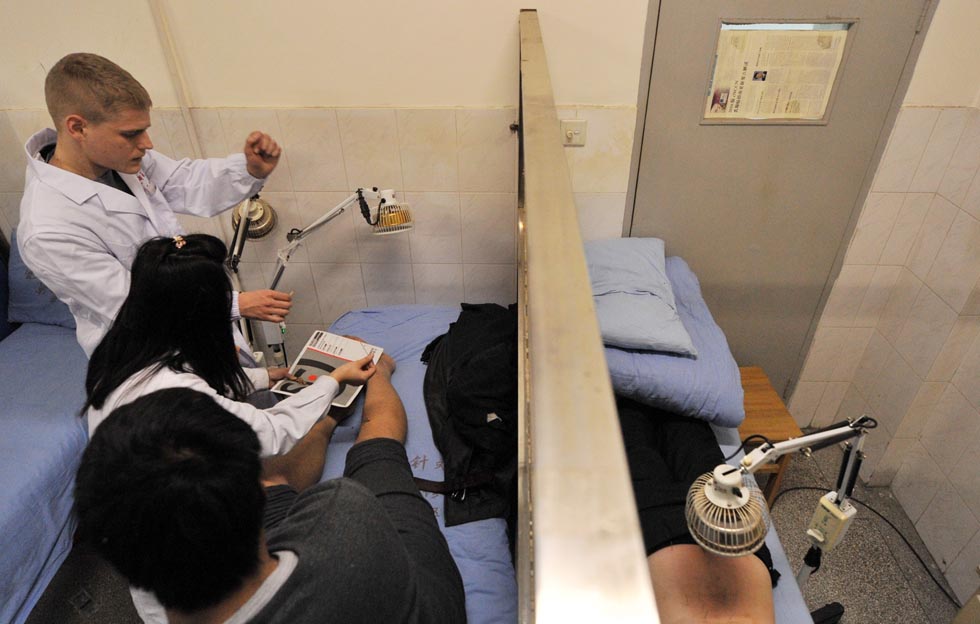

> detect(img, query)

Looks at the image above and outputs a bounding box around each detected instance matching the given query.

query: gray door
[626,0,934,395]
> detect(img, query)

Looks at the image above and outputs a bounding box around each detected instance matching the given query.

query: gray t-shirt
[237,438,466,624]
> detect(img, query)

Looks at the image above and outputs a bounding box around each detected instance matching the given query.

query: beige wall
[904,0,980,107]
[0,2,640,345]
[790,0,980,603]
[0,0,647,108]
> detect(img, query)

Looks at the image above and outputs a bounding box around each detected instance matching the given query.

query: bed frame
[516,10,660,622]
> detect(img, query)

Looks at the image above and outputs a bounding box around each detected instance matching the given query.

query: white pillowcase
[584,238,697,356]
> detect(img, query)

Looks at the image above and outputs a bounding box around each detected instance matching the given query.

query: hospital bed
[319,11,813,624]
[0,233,89,624]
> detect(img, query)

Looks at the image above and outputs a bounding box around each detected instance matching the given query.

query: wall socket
[561,119,587,147]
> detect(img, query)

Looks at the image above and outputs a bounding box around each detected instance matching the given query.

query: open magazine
[271,331,383,408]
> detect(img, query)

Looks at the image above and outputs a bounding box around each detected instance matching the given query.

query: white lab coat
[87,364,339,457]
[17,128,264,356]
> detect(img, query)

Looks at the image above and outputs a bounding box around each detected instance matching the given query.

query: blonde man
[18,52,291,358]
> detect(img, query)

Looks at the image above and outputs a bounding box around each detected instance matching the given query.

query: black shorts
[616,396,779,586]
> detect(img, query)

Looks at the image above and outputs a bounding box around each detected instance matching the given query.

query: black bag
[420,303,518,527]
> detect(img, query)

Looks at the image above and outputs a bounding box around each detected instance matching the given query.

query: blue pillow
[584,238,696,356]
[8,230,76,329]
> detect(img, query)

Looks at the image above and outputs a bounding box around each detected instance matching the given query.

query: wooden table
[738,366,803,507]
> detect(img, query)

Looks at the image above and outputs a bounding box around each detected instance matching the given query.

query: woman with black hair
[84,234,375,456]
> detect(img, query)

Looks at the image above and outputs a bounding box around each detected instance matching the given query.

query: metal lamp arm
[738,415,873,475]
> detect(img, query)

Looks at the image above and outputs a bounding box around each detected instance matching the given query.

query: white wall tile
[787,381,825,427]
[907,194,959,281]
[963,277,980,316]
[867,347,921,435]
[844,193,904,265]
[945,530,980,604]
[877,268,924,343]
[404,192,462,264]
[217,109,293,192]
[277,109,347,192]
[915,483,979,571]
[337,109,404,192]
[928,315,980,382]
[565,107,636,193]
[158,109,196,160]
[309,263,367,326]
[926,209,980,313]
[938,108,980,207]
[574,193,626,241]
[879,193,933,266]
[461,192,517,264]
[892,440,945,522]
[397,109,457,192]
[952,331,980,408]
[948,432,980,522]
[962,166,980,222]
[799,326,849,381]
[0,112,26,193]
[189,109,228,159]
[413,263,464,306]
[919,384,979,475]
[858,428,891,482]
[873,108,940,193]
[362,263,415,306]
[463,264,516,305]
[909,108,969,193]
[821,265,876,327]
[294,192,359,264]
[835,383,872,424]
[894,285,959,377]
[456,109,517,193]
[896,382,948,440]
[148,109,175,158]
[853,331,893,398]
[6,109,49,145]
[854,265,902,328]
[812,381,849,428]
[833,327,874,381]
[867,435,915,486]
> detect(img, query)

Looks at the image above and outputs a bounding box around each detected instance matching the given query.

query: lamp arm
[227,198,252,272]
[738,415,874,475]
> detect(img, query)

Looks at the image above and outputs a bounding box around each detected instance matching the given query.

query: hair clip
[173,235,186,249]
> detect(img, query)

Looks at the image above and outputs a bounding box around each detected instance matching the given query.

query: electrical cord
[770,486,962,608]
[724,434,771,461]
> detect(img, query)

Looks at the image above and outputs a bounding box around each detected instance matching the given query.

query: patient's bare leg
[648,544,774,624]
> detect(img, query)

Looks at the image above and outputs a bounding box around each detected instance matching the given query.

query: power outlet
[561,119,587,147]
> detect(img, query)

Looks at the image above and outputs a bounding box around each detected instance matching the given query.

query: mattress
[0,323,89,624]
[323,305,519,624]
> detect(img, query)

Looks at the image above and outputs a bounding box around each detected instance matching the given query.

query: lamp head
[685,464,770,557]
[359,188,413,235]
[231,195,277,239]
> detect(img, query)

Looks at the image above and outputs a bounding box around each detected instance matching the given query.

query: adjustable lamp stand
[687,415,876,591]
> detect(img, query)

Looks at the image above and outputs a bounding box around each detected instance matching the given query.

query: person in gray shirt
[74,354,466,623]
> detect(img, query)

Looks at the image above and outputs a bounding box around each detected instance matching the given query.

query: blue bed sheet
[605,256,745,427]
[0,323,88,624]
[323,305,518,624]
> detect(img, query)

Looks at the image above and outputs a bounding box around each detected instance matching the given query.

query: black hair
[74,388,266,612]
[85,234,251,412]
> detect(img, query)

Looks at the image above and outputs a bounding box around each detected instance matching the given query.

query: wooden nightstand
[738,366,803,507]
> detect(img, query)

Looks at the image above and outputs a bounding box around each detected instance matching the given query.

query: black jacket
[421,303,518,527]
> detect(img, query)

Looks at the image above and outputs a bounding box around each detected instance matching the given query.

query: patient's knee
[648,544,775,624]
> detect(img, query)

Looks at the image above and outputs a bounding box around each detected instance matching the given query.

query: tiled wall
[0,105,635,357]
[788,106,980,602]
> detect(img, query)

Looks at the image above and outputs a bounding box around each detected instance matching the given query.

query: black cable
[770,486,962,608]
[724,434,771,461]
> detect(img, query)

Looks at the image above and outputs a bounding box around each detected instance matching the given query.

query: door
[626,0,934,395]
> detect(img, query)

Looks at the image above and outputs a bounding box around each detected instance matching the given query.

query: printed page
[271,331,383,408]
